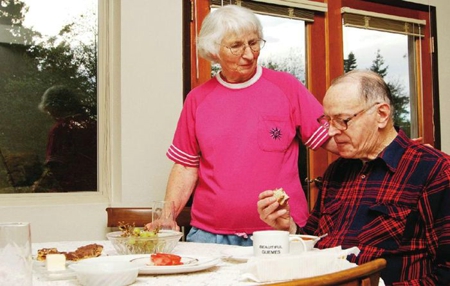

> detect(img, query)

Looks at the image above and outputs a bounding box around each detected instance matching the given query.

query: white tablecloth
[32,240,255,286]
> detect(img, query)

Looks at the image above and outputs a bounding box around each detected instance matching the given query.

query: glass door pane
[258,15,306,84]
[257,15,309,193]
[343,27,417,138]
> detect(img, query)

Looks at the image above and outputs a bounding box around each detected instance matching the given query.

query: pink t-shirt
[167,66,329,235]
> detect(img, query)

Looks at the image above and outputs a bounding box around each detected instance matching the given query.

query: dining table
[32,239,257,286]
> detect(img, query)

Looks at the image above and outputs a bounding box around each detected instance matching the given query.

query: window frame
[0,0,119,205]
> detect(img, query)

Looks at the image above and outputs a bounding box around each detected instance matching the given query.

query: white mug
[252,230,290,256]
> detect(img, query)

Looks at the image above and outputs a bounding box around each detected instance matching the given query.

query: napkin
[241,246,360,283]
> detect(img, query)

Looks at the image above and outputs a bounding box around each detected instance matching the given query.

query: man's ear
[377,103,391,128]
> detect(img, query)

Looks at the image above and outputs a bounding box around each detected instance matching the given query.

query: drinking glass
[151,201,176,231]
[0,222,32,286]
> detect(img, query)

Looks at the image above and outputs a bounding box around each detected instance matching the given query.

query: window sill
[0,191,109,206]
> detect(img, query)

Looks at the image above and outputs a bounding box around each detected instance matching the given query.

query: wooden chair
[106,206,192,241]
[265,258,387,286]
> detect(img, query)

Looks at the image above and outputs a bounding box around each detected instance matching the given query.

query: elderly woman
[154,5,337,245]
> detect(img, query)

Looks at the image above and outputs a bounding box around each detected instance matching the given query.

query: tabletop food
[150,253,183,266]
[36,243,103,261]
[107,222,183,254]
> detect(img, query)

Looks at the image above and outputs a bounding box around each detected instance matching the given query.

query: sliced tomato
[150,253,183,266]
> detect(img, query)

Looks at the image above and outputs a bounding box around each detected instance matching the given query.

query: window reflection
[0,0,98,193]
[31,86,97,192]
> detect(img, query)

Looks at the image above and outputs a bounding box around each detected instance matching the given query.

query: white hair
[197,5,263,62]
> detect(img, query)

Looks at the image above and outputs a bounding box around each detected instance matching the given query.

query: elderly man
[257,70,450,285]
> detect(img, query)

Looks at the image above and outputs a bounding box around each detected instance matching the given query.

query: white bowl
[289,234,320,251]
[106,229,183,255]
[69,261,139,286]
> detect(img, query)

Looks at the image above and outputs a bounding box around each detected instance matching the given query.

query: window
[344,28,414,137]
[342,7,427,138]
[0,0,98,194]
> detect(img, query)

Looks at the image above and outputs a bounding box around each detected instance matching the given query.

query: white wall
[119,1,182,204]
[0,0,448,243]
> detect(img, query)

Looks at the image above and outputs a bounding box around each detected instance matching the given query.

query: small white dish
[69,261,139,286]
[33,259,76,281]
[289,234,320,251]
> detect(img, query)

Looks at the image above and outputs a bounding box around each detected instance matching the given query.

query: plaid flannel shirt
[304,130,450,285]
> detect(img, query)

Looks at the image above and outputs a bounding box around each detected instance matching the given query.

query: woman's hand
[144,221,180,232]
[257,190,292,231]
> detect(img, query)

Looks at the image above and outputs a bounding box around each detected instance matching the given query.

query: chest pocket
[358,203,412,250]
[258,116,294,152]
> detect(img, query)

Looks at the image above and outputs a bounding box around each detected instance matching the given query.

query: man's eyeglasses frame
[317,102,381,131]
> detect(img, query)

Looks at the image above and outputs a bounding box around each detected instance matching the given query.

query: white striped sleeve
[304,126,330,150]
[166,144,200,167]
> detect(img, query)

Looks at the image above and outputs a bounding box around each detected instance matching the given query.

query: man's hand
[257,190,292,231]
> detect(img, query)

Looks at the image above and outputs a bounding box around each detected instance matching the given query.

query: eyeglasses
[317,102,380,131]
[222,39,266,56]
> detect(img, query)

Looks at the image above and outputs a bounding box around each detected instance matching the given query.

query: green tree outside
[343,50,411,137]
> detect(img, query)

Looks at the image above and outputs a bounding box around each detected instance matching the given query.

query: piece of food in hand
[150,253,183,266]
[272,188,289,205]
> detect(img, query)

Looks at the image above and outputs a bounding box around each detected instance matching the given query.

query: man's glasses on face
[317,102,380,131]
[223,39,266,56]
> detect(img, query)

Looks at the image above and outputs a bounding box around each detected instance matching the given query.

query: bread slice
[272,188,289,205]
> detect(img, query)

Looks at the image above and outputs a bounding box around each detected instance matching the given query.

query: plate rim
[133,255,220,274]
[77,254,220,275]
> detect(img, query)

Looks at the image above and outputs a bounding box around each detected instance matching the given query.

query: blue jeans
[186,227,253,246]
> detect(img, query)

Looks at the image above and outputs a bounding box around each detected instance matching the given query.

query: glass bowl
[106,230,183,255]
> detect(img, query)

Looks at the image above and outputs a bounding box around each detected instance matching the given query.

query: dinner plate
[78,254,221,275]
[221,246,253,262]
